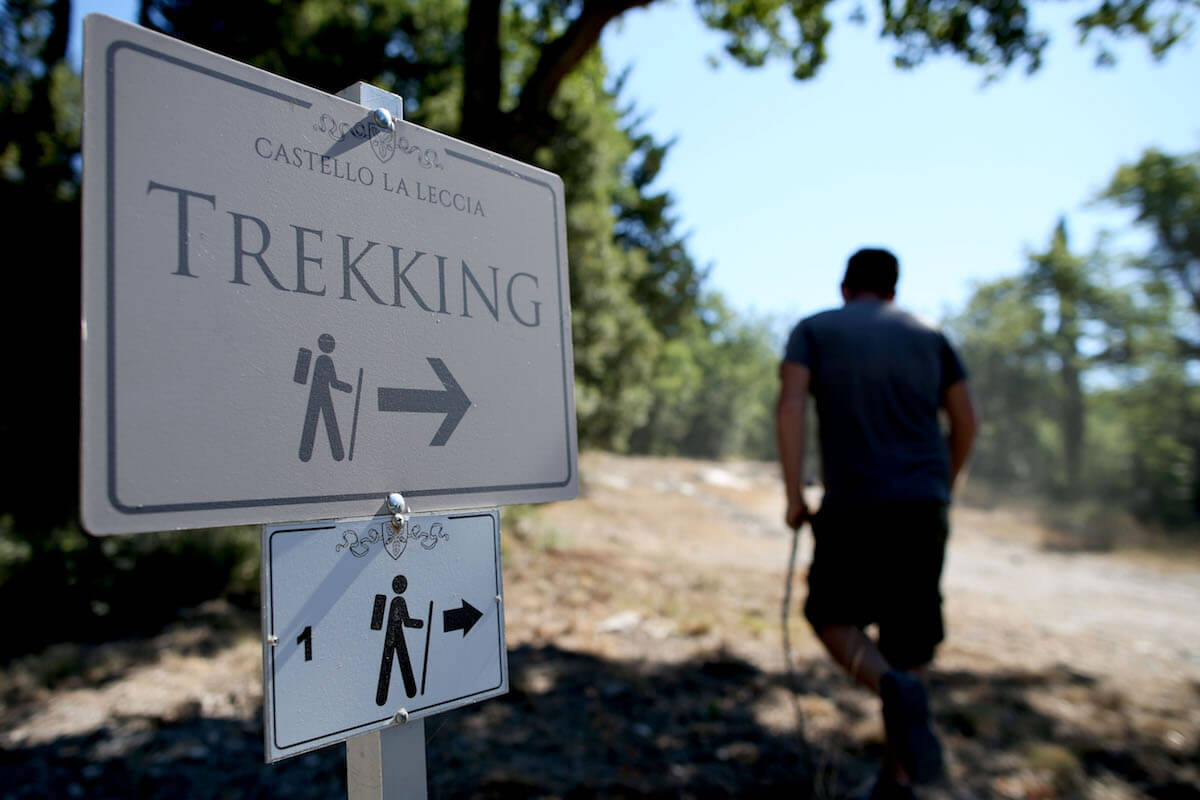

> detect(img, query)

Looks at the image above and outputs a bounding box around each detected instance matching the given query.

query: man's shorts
[803,500,949,670]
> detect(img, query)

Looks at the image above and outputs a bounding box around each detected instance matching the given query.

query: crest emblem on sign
[384,524,407,560]
[369,124,395,163]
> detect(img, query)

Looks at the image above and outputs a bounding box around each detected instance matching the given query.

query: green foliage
[0,516,259,662]
[1021,221,1143,495]
[1099,146,1200,522]
[1102,148,1200,348]
[616,124,707,338]
[947,276,1059,487]
[1074,0,1198,62]
[141,0,468,110]
[694,0,833,79]
[680,299,781,460]
[548,55,662,450]
[629,332,707,454]
[1091,369,1197,524]
[629,297,781,460]
[950,153,1200,527]
[1,0,81,536]
[0,1,261,661]
[695,0,1197,80]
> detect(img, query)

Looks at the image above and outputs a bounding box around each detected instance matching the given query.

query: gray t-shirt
[783,299,967,505]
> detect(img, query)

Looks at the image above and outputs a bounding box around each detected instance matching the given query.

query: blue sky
[602,4,1200,327]
[73,2,1199,327]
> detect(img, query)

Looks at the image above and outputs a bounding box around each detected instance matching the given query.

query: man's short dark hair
[843,248,899,297]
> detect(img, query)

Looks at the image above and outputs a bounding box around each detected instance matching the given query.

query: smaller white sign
[261,510,506,761]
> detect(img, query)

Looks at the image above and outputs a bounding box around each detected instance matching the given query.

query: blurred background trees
[1,0,1198,659]
[1,0,81,535]
[948,152,1200,528]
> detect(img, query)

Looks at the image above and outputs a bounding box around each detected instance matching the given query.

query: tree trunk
[460,0,502,148]
[1061,356,1084,498]
[458,0,654,162]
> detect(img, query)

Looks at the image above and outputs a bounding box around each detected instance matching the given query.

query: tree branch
[515,0,653,126]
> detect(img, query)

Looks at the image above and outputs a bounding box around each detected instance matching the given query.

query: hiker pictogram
[295,333,364,462]
[371,574,425,705]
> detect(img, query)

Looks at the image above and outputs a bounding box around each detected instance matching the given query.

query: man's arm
[942,379,978,493]
[777,361,811,529]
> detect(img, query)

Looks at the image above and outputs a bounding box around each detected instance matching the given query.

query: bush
[0,516,259,663]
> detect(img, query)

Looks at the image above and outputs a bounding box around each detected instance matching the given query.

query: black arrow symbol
[442,599,483,637]
[377,357,471,446]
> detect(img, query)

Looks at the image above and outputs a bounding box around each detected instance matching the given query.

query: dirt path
[537,453,1200,695]
[940,505,1200,701]
[3,453,1198,798]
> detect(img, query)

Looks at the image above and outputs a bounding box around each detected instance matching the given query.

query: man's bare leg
[815,624,891,694]
[816,625,941,789]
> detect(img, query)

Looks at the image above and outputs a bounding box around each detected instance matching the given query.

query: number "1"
[297,626,313,661]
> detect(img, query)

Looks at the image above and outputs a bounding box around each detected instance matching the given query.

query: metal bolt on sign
[386,492,408,516]
[373,107,395,130]
[387,492,408,538]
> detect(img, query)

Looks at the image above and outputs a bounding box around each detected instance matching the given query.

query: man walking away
[776,248,977,798]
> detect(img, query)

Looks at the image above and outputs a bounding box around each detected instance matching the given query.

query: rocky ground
[2,452,1199,798]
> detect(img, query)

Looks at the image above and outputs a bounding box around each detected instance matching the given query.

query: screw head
[393,708,409,724]
[373,107,394,130]
[386,492,407,515]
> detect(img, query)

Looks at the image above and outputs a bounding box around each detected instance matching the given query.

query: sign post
[81,15,578,800]
[347,719,427,800]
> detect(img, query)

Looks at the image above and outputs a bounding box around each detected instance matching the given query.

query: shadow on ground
[3,643,1198,799]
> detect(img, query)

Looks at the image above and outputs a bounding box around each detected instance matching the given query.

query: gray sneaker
[880,670,944,784]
